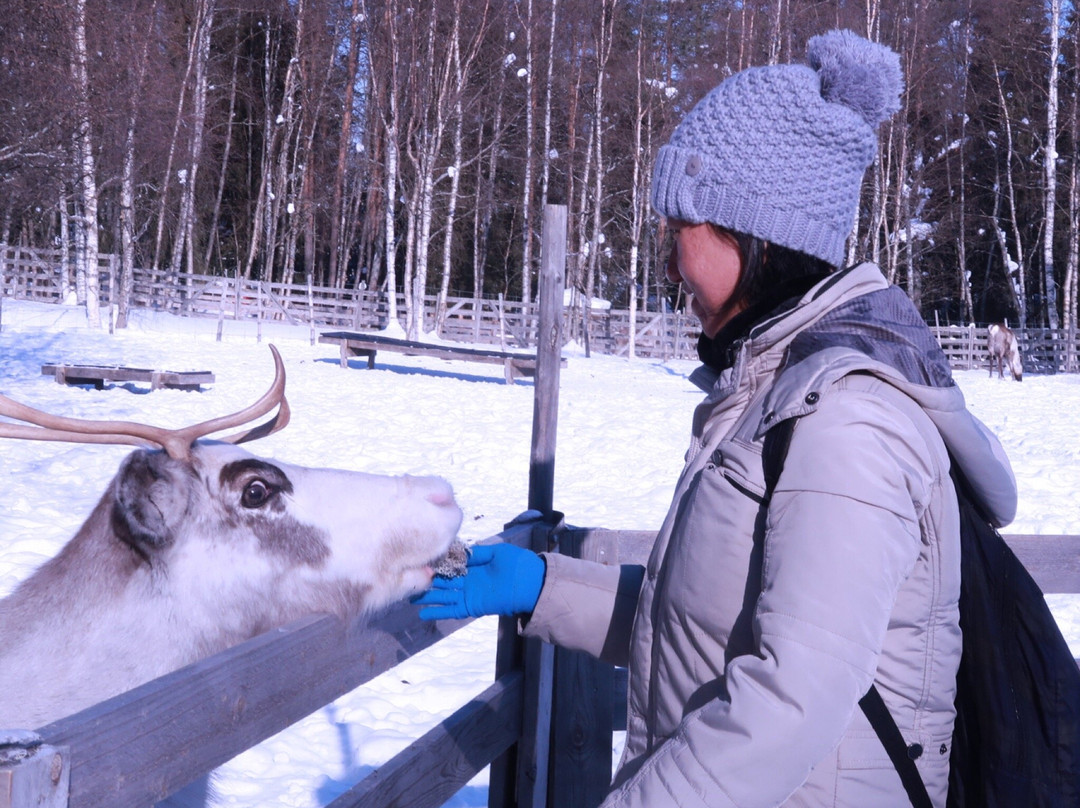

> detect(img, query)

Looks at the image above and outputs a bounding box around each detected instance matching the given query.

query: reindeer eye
[241,479,273,508]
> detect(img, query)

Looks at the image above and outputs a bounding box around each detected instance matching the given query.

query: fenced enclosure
[3,207,1080,808]
[4,243,1077,371]
[7,518,1079,808]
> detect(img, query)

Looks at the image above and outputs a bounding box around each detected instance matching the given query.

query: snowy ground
[1,299,1078,806]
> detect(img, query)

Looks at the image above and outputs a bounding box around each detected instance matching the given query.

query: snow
[1,299,1079,806]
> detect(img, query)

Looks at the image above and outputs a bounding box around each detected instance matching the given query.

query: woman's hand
[412,543,546,620]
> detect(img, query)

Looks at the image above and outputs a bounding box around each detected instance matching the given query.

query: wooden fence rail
[4,522,1077,807]
[5,244,1078,369]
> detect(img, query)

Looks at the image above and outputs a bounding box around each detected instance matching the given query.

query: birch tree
[328,0,363,289]
[517,0,537,306]
[71,0,101,327]
[992,59,1029,326]
[117,1,160,329]
[1043,0,1062,330]
[436,0,491,332]
[168,0,215,282]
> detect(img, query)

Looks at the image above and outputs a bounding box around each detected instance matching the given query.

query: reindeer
[988,322,1023,381]
[0,346,463,731]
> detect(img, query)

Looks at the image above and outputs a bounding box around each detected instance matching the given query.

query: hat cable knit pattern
[651,29,903,268]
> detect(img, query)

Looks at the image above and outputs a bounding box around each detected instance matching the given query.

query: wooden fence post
[216,279,226,342]
[307,276,316,345]
[0,732,68,808]
[0,244,6,333]
[549,529,616,808]
[489,205,567,808]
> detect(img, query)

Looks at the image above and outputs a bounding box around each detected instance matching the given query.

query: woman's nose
[665,246,681,284]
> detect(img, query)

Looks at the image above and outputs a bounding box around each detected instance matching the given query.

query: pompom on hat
[651,29,903,268]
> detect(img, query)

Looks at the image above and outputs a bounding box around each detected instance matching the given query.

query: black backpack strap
[859,687,934,808]
[762,413,934,808]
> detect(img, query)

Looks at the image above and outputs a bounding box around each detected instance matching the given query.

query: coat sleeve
[520,553,645,667]
[602,386,944,808]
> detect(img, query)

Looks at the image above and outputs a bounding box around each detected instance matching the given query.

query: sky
[1,298,1078,807]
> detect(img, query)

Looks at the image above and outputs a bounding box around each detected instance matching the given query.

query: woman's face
[664,218,746,338]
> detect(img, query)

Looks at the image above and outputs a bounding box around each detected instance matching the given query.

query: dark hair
[711,224,836,310]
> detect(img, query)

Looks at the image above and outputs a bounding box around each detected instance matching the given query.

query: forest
[1,0,1078,340]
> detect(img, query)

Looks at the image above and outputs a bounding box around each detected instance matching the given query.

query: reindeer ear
[111,450,193,556]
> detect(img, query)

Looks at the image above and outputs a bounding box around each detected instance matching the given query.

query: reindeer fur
[0,442,462,730]
[988,323,1023,381]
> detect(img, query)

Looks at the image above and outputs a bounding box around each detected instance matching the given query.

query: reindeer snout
[404,474,458,509]
[427,488,456,507]
[425,478,458,510]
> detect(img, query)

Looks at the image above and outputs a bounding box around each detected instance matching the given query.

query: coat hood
[749,263,1017,526]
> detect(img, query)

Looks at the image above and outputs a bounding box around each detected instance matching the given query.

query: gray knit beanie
[651,29,903,268]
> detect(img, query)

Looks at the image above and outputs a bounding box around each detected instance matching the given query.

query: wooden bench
[319,331,566,384]
[41,363,215,391]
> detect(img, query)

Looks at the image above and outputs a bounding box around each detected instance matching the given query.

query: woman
[415,29,1016,807]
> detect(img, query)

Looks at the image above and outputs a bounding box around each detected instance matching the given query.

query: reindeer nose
[407,474,456,508]
[426,486,456,508]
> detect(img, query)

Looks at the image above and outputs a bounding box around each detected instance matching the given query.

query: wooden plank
[488,518,562,808]
[1003,535,1080,593]
[549,528,617,808]
[610,529,1080,593]
[325,672,524,808]
[35,607,466,807]
[33,526,533,807]
[528,205,566,515]
[319,332,562,385]
[40,364,214,390]
[320,332,544,364]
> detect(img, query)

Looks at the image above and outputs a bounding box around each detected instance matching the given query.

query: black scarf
[697,273,831,372]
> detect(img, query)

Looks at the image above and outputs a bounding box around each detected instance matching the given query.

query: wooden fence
[5,519,1078,808]
[3,243,1080,370]
[3,218,1080,806]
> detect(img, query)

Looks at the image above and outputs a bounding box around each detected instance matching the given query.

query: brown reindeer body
[988,323,1023,381]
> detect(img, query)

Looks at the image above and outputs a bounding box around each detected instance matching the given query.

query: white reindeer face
[111,443,462,630]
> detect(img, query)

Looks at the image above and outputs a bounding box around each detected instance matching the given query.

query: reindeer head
[0,347,462,632]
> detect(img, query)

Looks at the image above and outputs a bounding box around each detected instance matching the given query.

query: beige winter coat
[522,263,1016,807]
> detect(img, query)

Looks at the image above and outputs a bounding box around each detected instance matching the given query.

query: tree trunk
[519,0,536,305]
[1042,0,1062,330]
[329,0,362,288]
[169,0,214,285]
[71,0,100,327]
[995,60,1028,328]
[203,48,239,275]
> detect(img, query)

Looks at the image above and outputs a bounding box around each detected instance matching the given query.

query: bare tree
[71,0,101,327]
[117,0,161,329]
[1043,0,1063,330]
[168,0,215,282]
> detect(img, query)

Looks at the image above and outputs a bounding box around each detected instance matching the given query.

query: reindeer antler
[0,345,290,460]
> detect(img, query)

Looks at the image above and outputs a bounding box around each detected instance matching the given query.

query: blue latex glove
[413,543,546,620]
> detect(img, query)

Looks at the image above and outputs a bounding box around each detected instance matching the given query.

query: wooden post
[550,529,617,808]
[530,204,566,516]
[234,267,241,320]
[307,276,316,345]
[0,732,69,808]
[216,279,226,342]
[0,245,6,334]
[107,254,116,335]
[489,206,567,808]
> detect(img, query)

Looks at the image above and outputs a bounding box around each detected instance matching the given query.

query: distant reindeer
[988,323,1023,381]
[0,345,463,734]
